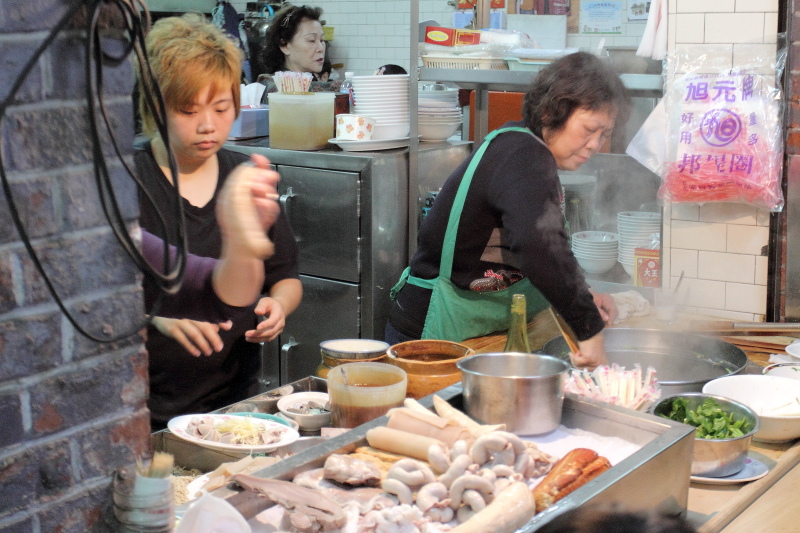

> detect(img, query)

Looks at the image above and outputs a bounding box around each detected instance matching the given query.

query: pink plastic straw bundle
[274,71,313,93]
[564,364,662,411]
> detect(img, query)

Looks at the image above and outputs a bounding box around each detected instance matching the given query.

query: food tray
[189,382,694,529]
[504,56,551,72]
[421,54,508,70]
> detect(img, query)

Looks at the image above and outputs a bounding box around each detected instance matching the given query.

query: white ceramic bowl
[572,231,619,244]
[372,122,410,140]
[419,121,460,141]
[277,391,332,432]
[763,362,800,381]
[703,375,800,443]
[785,343,800,359]
[575,254,617,274]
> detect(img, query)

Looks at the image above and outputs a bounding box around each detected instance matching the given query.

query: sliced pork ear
[232,474,346,532]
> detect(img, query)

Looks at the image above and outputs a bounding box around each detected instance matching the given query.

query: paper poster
[580,0,622,34]
[627,0,650,22]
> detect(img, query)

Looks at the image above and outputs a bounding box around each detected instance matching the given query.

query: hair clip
[281,9,294,26]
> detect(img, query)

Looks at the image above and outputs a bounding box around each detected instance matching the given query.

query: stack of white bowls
[418,83,461,141]
[571,231,619,274]
[351,74,410,140]
[616,211,661,276]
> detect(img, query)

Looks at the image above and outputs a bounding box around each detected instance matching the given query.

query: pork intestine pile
[232,397,559,533]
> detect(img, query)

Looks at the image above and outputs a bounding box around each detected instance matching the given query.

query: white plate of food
[167,413,299,453]
[328,137,410,151]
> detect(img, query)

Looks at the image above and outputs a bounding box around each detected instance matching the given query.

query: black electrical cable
[0,0,189,342]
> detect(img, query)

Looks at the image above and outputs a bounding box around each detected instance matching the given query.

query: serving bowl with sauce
[327,362,407,428]
[387,339,474,399]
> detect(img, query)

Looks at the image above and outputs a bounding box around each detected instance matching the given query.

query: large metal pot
[538,328,747,394]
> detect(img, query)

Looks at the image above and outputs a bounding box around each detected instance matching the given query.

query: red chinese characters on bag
[660,48,785,212]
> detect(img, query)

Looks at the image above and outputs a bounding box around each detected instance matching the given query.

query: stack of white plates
[352,74,409,140]
[617,211,661,276]
[571,231,619,274]
[418,99,462,141]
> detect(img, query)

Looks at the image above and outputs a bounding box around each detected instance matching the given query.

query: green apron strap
[439,127,534,278]
[390,267,438,299]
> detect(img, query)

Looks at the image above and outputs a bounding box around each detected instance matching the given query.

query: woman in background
[387,52,627,369]
[135,13,301,429]
[257,5,340,96]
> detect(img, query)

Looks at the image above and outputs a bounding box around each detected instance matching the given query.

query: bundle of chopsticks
[565,363,662,411]
[274,71,313,93]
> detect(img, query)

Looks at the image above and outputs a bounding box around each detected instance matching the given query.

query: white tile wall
[664,0,779,321]
[697,251,755,283]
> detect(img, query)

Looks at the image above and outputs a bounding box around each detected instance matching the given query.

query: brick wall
[0,1,150,531]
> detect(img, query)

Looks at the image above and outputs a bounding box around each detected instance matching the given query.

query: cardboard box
[424,26,482,46]
[228,105,269,140]
[634,248,660,287]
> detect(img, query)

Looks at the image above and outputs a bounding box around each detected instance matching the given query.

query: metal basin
[538,328,747,394]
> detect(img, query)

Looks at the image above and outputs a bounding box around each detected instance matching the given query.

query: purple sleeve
[141,230,247,322]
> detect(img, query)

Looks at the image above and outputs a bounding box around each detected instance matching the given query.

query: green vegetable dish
[660,397,751,439]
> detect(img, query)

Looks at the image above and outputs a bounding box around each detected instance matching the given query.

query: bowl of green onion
[651,392,760,478]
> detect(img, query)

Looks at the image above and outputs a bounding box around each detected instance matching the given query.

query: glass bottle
[503,293,531,353]
[340,71,355,112]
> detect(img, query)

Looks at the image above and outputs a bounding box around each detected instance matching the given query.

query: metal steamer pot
[538,328,748,394]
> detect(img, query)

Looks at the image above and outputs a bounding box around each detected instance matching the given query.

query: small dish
[167,413,299,453]
[763,362,800,381]
[277,392,332,431]
[785,342,800,359]
[247,385,294,413]
[690,456,769,485]
[328,137,410,151]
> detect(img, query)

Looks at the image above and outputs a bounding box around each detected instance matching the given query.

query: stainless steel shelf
[420,67,663,94]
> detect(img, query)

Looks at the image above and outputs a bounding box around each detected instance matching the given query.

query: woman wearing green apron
[387,52,628,369]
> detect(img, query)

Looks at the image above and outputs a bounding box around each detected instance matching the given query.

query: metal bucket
[457,353,569,435]
[538,328,748,394]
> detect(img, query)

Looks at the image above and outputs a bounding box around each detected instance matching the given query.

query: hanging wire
[0,0,188,342]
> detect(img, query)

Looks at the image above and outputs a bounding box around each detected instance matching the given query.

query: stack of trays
[571,231,619,275]
[617,211,661,276]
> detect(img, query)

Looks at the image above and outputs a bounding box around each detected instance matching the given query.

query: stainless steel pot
[457,353,569,435]
[538,328,748,394]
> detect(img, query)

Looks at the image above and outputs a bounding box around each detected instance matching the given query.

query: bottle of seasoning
[340,71,355,112]
[503,293,531,353]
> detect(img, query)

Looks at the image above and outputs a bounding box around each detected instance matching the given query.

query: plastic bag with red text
[659,43,786,212]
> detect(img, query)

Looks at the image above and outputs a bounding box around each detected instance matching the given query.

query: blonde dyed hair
[138,13,243,139]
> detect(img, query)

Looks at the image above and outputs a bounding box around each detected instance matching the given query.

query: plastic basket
[421,55,508,70]
[504,57,550,72]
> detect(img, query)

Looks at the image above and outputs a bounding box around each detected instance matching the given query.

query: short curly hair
[522,52,630,139]
[261,5,324,75]
[137,13,243,139]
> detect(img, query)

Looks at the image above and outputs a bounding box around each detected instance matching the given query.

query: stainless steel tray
[173,382,695,530]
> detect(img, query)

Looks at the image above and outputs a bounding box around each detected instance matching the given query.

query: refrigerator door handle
[280,336,300,384]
